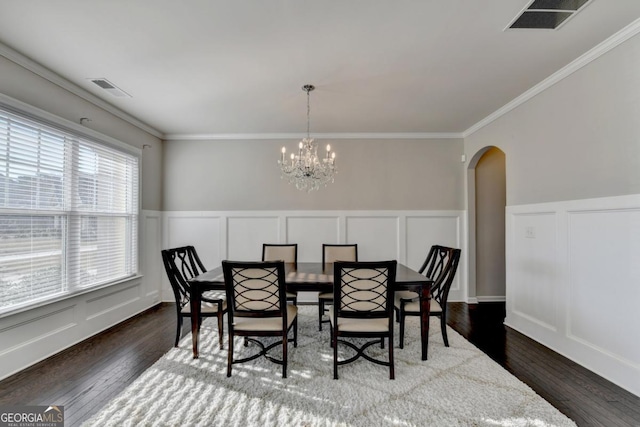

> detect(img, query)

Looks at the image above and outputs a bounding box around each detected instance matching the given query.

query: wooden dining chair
[222,260,298,378]
[161,246,227,349]
[330,260,397,379]
[318,244,358,331]
[394,245,461,348]
[262,243,298,304]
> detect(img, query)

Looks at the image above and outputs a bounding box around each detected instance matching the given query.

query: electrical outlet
[525,226,536,238]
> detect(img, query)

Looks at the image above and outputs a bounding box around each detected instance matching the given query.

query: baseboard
[476,296,506,303]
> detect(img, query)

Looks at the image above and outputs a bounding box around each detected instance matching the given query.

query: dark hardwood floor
[0,302,638,426]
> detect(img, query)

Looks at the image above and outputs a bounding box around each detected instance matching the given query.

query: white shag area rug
[83,306,576,427]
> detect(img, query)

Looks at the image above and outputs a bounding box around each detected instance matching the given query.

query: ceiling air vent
[507,0,592,30]
[88,78,131,97]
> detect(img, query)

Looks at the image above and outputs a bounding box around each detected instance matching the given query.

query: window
[0,105,139,314]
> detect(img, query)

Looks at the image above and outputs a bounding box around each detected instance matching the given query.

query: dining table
[187,262,433,360]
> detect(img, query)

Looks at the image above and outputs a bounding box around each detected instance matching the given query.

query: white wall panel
[346,216,399,261]
[142,211,162,302]
[510,212,558,331]
[166,215,222,269]
[567,209,640,366]
[0,305,76,355]
[287,216,340,262]
[505,195,640,397]
[86,284,140,321]
[227,216,279,260]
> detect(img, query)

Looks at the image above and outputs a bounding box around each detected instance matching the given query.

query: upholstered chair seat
[393,295,442,314]
[234,305,298,331]
[328,306,389,332]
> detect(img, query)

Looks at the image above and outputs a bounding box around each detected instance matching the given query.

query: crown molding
[163,132,463,141]
[463,17,640,138]
[0,41,163,139]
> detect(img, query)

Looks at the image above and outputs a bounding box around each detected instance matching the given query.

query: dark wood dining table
[187,262,433,360]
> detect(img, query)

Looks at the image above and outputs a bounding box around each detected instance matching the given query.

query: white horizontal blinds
[0,112,67,309]
[0,215,65,308]
[70,139,138,288]
[0,106,139,313]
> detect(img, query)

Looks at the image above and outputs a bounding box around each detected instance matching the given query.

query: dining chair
[394,245,461,348]
[318,244,358,331]
[330,260,397,379]
[222,260,298,378]
[161,246,227,349]
[262,243,298,304]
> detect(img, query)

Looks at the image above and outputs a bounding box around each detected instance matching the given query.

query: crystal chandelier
[278,84,337,192]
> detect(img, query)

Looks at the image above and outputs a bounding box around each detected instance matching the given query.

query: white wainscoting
[162,210,467,303]
[505,195,640,397]
[0,210,163,381]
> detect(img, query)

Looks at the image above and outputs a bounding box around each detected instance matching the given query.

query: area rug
[83,306,576,427]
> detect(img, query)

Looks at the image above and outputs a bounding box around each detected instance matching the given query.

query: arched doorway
[466,146,506,303]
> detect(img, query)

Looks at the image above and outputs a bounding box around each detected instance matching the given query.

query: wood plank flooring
[0,302,638,426]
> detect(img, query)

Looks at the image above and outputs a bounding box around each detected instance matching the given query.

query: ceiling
[1,1,640,139]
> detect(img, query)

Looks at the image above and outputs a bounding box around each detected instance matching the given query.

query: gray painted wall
[163,138,464,211]
[0,56,163,211]
[464,32,640,206]
[475,147,506,298]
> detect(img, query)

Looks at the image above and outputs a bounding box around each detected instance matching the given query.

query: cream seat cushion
[393,291,442,314]
[327,306,389,332]
[181,291,226,314]
[233,305,298,332]
[318,292,333,301]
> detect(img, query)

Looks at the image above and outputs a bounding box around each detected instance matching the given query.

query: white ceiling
[1,1,640,138]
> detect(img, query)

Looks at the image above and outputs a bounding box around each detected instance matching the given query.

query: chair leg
[440,313,449,347]
[329,324,334,348]
[282,334,288,379]
[175,315,182,347]
[293,316,298,347]
[399,309,405,349]
[381,337,384,349]
[318,300,324,331]
[217,311,224,350]
[227,334,233,377]
[333,329,338,380]
[389,334,395,380]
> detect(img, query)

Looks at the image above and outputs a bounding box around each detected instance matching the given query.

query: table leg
[190,286,201,359]
[419,284,431,360]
